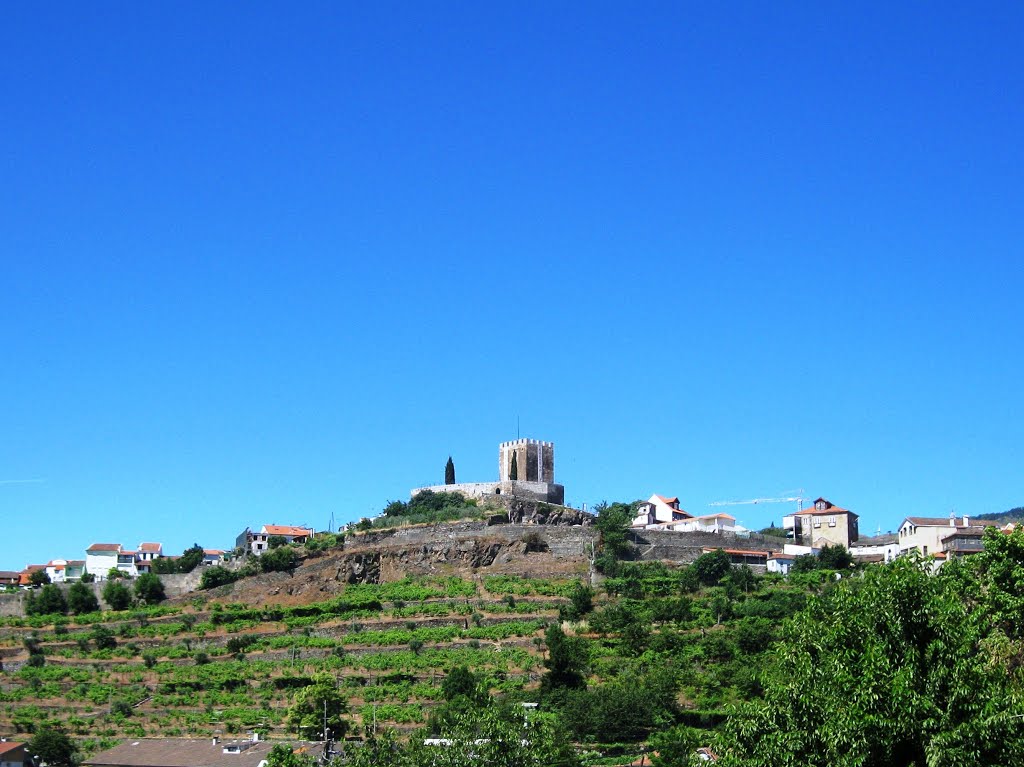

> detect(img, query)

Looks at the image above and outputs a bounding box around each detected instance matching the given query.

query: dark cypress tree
[445,456,456,485]
[510,451,518,481]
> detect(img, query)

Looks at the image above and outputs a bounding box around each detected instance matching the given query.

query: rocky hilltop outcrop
[212,520,598,606]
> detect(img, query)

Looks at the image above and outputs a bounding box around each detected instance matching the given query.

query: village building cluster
[1,524,316,588]
[3,439,1018,585]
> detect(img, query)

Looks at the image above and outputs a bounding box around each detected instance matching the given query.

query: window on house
[828,516,836,527]
[813,518,821,528]
[923,546,928,555]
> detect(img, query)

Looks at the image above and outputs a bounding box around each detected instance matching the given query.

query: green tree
[67,582,99,615]
[691,549,732,586]
[177,543,205,572]
[560,581,595,621]
[27,726,77,767]
[650,724,705,767]
[265,743,317,767]
[790,553,819,573]
[29,584,67,615]
[91,625,117,650]
[817,544,854,570]
[133,572,166,604]
[286,673,349,740]
[541,624,588,692]
[199,566,239,589]
[445,456,456,485]
[594,501,636,573]
[80,571,96,583]
[29,570,50,586]
[268,535,288,549]
[715,555,1024,767]
[261,545,298,573]
[441,665,484,703]
[102,579,132,610]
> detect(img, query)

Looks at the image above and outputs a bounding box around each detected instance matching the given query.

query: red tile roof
[139,542,162,552]
[705,547,770,558]
[87,543,122,552]
[262,525,313,537]
[655,495,679,504]
[0,741,27,758]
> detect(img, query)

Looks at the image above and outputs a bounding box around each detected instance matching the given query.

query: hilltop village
[2,439,1023,767]
[2,438,1014,588]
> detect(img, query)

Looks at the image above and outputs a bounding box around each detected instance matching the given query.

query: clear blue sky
[2,2,1022,570]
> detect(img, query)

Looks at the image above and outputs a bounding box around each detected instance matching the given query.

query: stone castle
[411,438,565,505]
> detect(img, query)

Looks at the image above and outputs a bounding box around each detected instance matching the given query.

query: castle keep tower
[410,438,564,505]
[499,439,555,484]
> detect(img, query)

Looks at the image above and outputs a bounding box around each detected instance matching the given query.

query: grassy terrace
[0,576,574,750]
[0,563,826,762]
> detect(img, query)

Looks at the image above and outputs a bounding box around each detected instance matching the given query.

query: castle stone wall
[411,480,564,505]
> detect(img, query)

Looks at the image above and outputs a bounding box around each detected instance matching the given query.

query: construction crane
[709,492,807,513]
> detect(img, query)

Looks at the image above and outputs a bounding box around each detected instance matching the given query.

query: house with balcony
[898,514,1000,558]
[783,498,859,549]
[86,544,139,580]
[135,543,163,573]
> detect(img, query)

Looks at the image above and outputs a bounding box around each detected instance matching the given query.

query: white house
[85,543,138,580]
[631,495,693,528]
[897,514,999,558]
[236,525,314,556]
[44,559,86,583]
[850,534,900,564]
[766,553,796,575]
[135,542,163,573]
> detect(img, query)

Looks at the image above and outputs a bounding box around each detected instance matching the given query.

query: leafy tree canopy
[67,581,99,615]
[27,727,77,767]
[102,579,132,611]
[286,673,349,741]
[715,554,1024,767]
[265,743,316,767]
[134,572,166,604]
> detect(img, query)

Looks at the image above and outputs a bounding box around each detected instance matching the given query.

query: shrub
[199,566,240,590]
[102,581,132,611]
[68,582,100,615]
[260,546,298,573]
[134,573,166,605]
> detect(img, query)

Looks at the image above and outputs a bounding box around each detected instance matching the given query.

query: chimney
[963,515,970,527]
[251,732,259,743]
[212,737,218,746]
[949,511,956,528]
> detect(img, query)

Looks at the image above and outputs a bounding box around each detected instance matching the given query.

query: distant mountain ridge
[975,506,1024,522]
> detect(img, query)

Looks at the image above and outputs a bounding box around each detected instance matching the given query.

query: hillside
[7,518,1018,766]
[975,505,1024,523]
[0,517,806,763]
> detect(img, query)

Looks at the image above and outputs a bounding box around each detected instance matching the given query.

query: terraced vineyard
[0,574,580,754]
[2,544,834,767]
